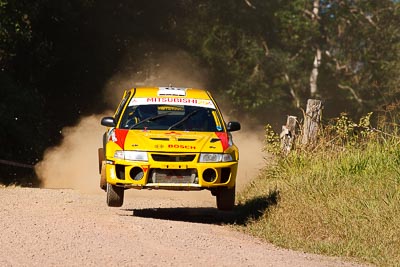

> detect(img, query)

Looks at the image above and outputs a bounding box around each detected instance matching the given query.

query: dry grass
[237,116,400,266]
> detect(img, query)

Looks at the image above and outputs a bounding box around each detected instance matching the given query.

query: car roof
[127,87,212,100]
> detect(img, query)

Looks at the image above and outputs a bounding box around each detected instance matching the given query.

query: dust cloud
[104,49,210,106]
[233,130,265,191]
[35,114,105,193]
[35,48,266,195]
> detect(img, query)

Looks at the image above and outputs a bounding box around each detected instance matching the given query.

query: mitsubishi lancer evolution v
[98,87,240,210]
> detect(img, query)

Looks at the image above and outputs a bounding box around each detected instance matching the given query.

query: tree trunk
[284,73,300,108]
[310,47,321,96]
[302,99,322,146]
[309,0,321,97]
[280,115,297,155]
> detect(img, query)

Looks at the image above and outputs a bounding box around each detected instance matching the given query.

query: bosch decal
[168,144,196,150]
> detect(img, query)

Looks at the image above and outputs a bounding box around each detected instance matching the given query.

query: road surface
[0,187,364,266]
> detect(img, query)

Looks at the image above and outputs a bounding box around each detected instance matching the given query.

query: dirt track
[0,187,364,266]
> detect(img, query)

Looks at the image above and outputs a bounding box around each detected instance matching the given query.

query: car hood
[119,129,229,153]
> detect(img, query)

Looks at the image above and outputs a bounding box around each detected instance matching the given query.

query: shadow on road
[124,207,237,225]
[123,190,279,225]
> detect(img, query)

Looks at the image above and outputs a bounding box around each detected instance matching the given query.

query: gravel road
[0,187,365,267]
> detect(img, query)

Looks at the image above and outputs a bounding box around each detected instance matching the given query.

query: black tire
[106,183,124,207]
[216,186,235,211]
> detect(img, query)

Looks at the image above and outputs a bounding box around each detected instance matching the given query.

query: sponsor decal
[168,144,196,150]
[158,105,184,111]
[109,129,129,149]
[215,132,230,151]
[128,97,215,109]
[147,97,199,104]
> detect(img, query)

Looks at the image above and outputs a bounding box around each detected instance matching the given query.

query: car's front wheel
[216,186,235,211]
[106,183,124,207]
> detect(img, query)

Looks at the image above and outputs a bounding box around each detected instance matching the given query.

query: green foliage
[323,112,374,146]
[319,0,400,114]
[177,0,400,121]
[0,0,38,66]
[238,114,400,266]
[1,0,400,184]
[178,1,302,118]
[263,124,281,155]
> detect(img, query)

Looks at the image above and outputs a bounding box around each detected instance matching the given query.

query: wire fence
[0,159,35,169]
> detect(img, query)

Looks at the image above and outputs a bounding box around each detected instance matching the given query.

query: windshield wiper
[129,112,171,129]
[168,109,200,130]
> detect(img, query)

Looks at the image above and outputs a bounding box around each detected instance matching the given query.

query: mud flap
[100,161,106,191]
[98,148,106,191]
[98,148,104,174]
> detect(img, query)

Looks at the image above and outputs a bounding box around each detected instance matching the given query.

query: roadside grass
[236,116,400,266]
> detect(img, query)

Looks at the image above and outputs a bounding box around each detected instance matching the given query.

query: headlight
[114,151,148,161]
[114,151,125,159]
[199,153,233,162]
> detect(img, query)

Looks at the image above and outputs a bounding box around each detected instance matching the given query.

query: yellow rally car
[98,87,240,210]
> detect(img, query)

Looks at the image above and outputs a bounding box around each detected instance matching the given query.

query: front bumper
[104,153,238,190]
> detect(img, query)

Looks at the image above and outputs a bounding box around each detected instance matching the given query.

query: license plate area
[161,163,188,169]
[149,168,198,184]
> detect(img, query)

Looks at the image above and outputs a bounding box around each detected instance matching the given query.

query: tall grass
[237,114,400,266]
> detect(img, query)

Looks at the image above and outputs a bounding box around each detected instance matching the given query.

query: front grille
[151,154,196,162]
[149,169,198,184]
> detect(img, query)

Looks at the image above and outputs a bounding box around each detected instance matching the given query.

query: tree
[317,0,400,115]
[1,0,399,184]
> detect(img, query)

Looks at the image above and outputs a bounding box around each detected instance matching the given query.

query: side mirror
[101,117,116,127]
[227,121,241,132]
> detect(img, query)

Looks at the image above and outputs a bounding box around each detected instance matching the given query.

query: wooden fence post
[301,99,323,146]
[280,115,297,155]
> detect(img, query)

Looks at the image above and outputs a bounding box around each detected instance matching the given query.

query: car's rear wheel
[106,183,124,207]
[216,186,235,211]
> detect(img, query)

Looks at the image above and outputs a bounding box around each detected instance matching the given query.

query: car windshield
[119,104,223,132]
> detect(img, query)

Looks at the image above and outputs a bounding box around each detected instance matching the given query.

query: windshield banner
[128,97,216,109]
